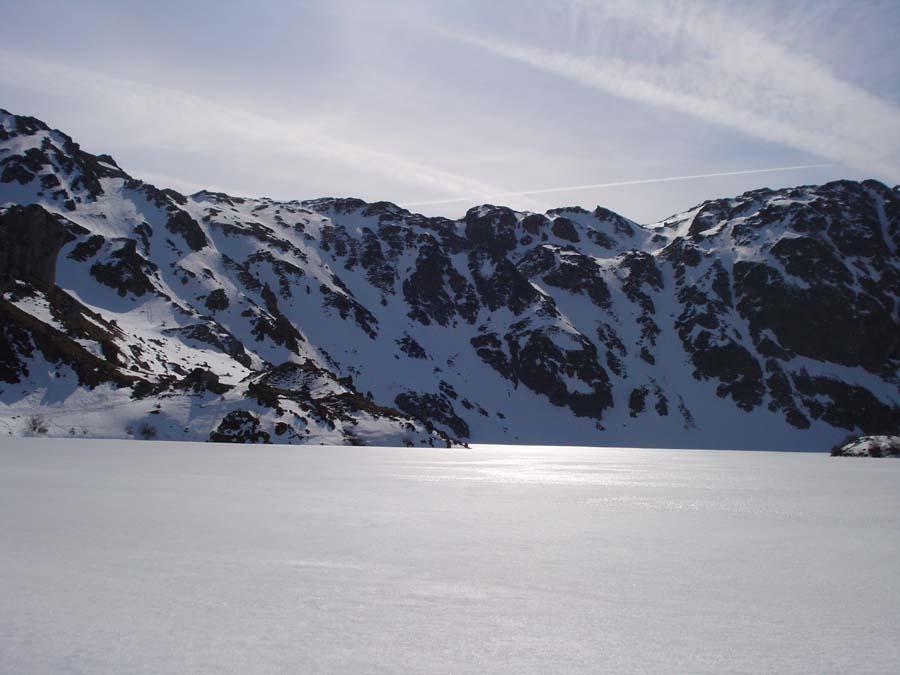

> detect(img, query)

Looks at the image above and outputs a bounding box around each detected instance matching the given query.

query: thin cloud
[402,163,832,207]
[0,49,507,202]
[439,3,900,181]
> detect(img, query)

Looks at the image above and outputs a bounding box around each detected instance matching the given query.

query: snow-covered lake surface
[2,439,899,674]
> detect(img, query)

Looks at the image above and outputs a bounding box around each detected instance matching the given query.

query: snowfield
[2,439,899,674]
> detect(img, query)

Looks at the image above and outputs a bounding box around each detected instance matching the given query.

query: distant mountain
[1,108,898,449]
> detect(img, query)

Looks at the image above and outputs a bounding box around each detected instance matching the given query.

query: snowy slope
[1,108,898,449]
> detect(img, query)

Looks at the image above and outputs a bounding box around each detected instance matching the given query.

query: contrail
[402,163,832,208]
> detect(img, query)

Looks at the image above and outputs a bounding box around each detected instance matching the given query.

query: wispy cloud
[440,1,900,181]
[0,49,508,202]
[402,163,832,207]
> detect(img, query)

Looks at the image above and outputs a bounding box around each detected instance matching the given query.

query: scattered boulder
[831,435,900,457]
[209,411,270,444]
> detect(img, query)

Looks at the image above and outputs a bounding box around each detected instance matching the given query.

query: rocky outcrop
[163,323,252,367]
[0,296,137,388]
[403,240,478,326]
[0,205,79,288]
[395,391,470,438]
[518,245,611,308]
[166,210,208,252]
[831,435,900,457]
[89,239,159,297]
[209,410,270,443]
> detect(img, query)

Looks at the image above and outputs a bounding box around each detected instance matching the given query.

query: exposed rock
[163,323,251,367]
[469,251,540,314]
[831,435,900,457]
[69,234,106,262]
[166,210,208,251]
[518,246,611,308]
[0,297,136,388]
[395,391,470,438]
[174,367,232,395]
[0,205,76,288]
[204,288,230,312]
[793,373,900,435]
[464,205,517,257]
[397,335,427,359]
[254,283,306,352]
[319,282,378,338]
[734,261,898,374]
[403,240,477,326]
[209,410,270,443]
[551,217,580,243]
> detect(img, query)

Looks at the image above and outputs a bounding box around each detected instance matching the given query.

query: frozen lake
[2,439,899,674]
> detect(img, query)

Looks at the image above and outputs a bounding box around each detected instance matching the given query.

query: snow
[2,439,899,674]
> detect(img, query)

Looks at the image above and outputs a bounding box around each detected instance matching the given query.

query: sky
[1,0,899,223]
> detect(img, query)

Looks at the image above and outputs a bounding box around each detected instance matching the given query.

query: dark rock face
[521,213,549,236]
[395,391,470,438]
[831,435,900,457]
[592,206,635,237]
[770,237,851,286]
[319,282,378,338]
[90,239,158,297]
[209,410,270,443]
[469,252,541,315]
[396,335,427,359]
[471,326,612,421]
[551,217,580,243]
[515,330,612,418]
[518,246,611,308]
[0,112,125,202]
[69,234,106,262]
[793,374,900,435]
[204,288,230,312]
[166,210,208,251]
[669,253,764,411]
[0,296,136,388]
[464,206,518,258]
[163,323,252,367]
[596,322,627,377]
[733,261,898,374]
[688,201,731,238]
[628,386,647,417]
[657,179,900,433]
[764,360,810,429]
[628,381,668,418]
[0,205,75,288]
[689,340,764,411]
[254,284,306,353]
[244,360,452,445]
[359,228,397,294]
[616,250,663,365]
[175,367,232,394]
[403,241,477,326]
[619,251,663,298]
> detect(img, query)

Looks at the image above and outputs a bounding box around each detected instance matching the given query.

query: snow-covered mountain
[1,108,898,449]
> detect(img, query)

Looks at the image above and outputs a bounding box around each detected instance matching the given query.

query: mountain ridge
[1,107,898,449]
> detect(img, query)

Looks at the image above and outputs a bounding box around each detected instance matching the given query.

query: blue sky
[1,0,898,222]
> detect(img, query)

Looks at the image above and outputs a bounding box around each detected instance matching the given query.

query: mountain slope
[1,108,898,449]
